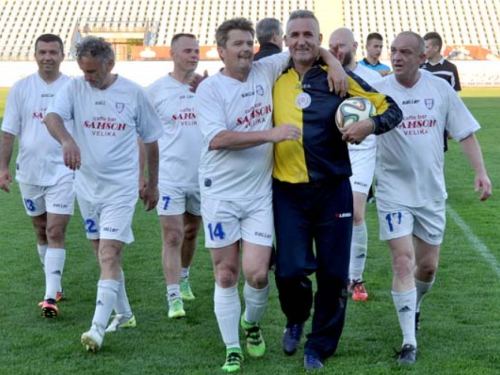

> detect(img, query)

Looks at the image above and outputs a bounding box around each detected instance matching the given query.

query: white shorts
[201,194,274,248]
[377,199,446,245]
[19,174,75,217]
[77,196,138,244]
[157,184,201,216]
[349,148,376,195]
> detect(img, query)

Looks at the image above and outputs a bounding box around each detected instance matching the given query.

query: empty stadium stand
[0,0,498,60]
[344,0,500,59]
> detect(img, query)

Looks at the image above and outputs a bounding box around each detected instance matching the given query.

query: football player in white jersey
[44,36,163,352]
[195,17,347,373]
[371,31,492,364]
[146,33,203,319]
[329,27,383,303]
[0,34,74,318]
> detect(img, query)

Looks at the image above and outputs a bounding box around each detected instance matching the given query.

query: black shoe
[282,322,304,356]
[415,311,420,332]
[396,344,417,364]
[304,354,324,370]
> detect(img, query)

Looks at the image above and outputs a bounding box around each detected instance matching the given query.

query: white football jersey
[146,75,202,187]
[371,70,480,207]
[1,73,73,185]
[196,53,289,200]
[48,75,164,202]
[349,64,383,151]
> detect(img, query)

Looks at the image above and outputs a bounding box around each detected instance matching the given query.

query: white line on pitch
[447,204,500,278]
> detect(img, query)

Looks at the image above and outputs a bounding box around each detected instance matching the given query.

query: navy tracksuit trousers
[273,177,353,361]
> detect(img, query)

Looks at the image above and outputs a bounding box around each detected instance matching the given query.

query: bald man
[370,31,491,364]
[329,28,382,302]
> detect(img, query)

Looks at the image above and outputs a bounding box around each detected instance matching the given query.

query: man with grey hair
[254,18,283,61]
[273,11,402,370]
[371,31,492,364]
[44,36,163,352]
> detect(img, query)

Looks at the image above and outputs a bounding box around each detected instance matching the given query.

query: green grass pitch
[0,87,499,374]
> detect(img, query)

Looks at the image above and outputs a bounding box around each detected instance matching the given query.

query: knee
[417,260,437,279]
[46,223,66,244]
[245,269,269,289]
[163,228,183,248]
[353,210,365,226]
[34,223,47,242]
[393,253,414,280]
[98,245,122,269]
[183,223,199,242]
[215,265,239,288]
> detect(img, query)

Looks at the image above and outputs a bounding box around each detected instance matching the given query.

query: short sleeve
[1,83,22,135]
[195,79,228,144]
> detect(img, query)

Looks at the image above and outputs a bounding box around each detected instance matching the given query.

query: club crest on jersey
[296,92,311,109]
[256,84,264,96]
[425,99,434,109]
[116,102,125,113]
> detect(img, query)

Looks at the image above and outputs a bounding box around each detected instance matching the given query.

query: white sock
[243,282,270,324]
[44,248,66,301]
[167,284,181,302]
[92,279,120,336]
[392,288,417,347]
[114,269,133,319]
[181,267,190,279]
[349,222,367,281]
[37,244,48,266]
[214,283,241,350]
[415,278,434,312]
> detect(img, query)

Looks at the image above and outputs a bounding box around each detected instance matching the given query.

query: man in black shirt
[422,31,461,151]
[254,18,283,61]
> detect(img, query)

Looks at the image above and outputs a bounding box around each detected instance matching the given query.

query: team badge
[424,99,434,109]
[116,102,125,113]
[296,92,311,109]
[256,84,264,96]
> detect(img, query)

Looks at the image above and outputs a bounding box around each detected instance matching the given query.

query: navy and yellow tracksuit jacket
[273,58,402,184]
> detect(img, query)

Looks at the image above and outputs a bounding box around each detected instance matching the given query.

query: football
[335,97,376,131]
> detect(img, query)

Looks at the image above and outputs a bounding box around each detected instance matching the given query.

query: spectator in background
[360,32,391,76]
[422,31,461,152]
[254,18,283,60]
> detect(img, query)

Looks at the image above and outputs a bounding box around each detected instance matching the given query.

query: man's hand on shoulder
[189,70,209,93]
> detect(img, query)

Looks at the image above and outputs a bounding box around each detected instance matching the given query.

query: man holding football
[195,17,348,373]
[272,10,402,370]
